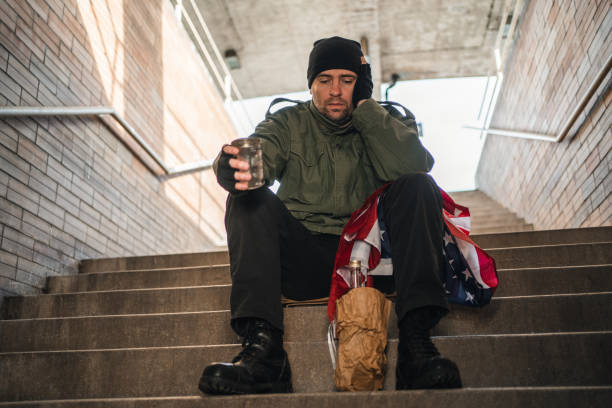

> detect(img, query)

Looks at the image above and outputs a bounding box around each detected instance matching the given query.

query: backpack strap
[376,100,415,119]
[265,98,414,121]
[266,97,305,117]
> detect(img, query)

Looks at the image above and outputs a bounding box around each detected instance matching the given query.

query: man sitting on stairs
[199,36,462,395]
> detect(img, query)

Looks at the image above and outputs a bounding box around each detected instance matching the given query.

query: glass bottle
[348,259,368,288]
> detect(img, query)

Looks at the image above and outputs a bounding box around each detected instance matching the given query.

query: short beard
[324,110,351,124]
[319,103,353,125]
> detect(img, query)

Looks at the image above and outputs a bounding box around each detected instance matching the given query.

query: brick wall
[0,1,236,302]
[476,0,611,229]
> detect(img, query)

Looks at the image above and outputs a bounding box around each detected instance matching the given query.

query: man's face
[310,69,356,123]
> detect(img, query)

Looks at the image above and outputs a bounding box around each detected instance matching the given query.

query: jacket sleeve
[213,110,291,186]
[351,99,434,182]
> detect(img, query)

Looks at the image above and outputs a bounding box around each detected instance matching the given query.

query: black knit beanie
[307,36,363,89]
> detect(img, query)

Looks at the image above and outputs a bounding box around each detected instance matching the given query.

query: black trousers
[225,173,448,332]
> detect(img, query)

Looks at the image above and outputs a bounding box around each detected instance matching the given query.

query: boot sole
[397,358,463,390]
[410,366,462,389]
[199,375,293,395]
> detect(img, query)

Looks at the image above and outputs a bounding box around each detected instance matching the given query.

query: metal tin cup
[231,138,264,190]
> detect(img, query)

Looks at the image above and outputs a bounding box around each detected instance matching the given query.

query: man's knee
[387,173,440,203]
[394,172,437,190]
[225,187,283,226]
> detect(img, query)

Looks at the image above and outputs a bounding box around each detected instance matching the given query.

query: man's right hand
[216,145,252,193]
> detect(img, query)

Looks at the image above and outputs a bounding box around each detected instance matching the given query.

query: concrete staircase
[1,190,612,406]
[449,190,534,234]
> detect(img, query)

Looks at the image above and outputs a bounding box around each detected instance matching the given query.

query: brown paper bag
[334,287,392,391]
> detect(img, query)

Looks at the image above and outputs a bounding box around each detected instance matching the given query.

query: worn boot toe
[199,362,254,395]
[198,318,293,395]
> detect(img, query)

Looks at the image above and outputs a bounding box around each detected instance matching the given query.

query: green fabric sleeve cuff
[351,99,387,130]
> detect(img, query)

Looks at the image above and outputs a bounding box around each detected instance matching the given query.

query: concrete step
[472,224,534,233]
[449,190,504,200]
[70,226,611,282]
[448,189,497,201]
[471,224,534,234]
[1,332,610,400]
[43,261,612,297]
[2,292,610,352]
[460,201,519,211]
[447,190,534,232]
[5,240,612,319]
[486,242,612,269]
[465,204,522,213]
[470,214,528,225]
[0,387,611,408]
[472,224,534,234]
[494,265,612,297]
[470,214,525,224]
[454,197,514,215]
[473,227,612,249]
[79,251,229,274]
[46,265,230,294]
[462,207,513,217]
[72,197,543,277]
[2,285,232,319]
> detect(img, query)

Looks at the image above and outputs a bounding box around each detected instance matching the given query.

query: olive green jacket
[214,98,434,235]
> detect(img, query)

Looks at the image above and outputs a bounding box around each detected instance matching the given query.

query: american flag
[327,185,498,322]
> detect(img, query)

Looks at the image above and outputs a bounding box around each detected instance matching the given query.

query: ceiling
[188,0,506,99]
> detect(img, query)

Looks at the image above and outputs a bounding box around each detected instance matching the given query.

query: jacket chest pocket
[289,142,324,167]
[281,143,329,205]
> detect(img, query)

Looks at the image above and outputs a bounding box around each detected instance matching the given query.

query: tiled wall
[476,0,611,229]
[0,0,236,301]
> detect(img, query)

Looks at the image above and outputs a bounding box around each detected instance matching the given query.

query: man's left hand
[353,62,373,108]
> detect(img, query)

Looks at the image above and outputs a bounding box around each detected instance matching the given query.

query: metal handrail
[0,106,214,179]
[467,53,612,142]
[173,0,254,135]
[475,0,523,138]
[188,0,245,102]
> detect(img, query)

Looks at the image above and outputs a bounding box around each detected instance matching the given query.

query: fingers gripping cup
[231,138,265,190]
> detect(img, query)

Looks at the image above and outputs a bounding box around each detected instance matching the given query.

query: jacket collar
[308,101,354,135]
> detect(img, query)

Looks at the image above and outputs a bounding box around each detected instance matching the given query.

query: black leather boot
[198,318,293,395]
[396,306,462,390]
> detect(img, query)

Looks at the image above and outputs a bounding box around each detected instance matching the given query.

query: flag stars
[443,231,453,246]
[461,269,471,281]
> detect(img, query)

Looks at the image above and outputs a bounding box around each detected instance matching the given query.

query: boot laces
[232,327,270,363]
